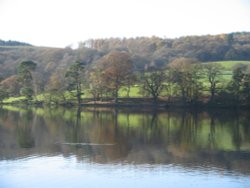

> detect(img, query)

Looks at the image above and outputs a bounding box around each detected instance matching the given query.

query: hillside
[81,32,250,63]
[0,32,250,97]
[0,32,249,72]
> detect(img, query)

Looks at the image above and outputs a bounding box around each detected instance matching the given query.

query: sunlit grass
[119,85,141,97]
[3,96,26,103]
[203,61,250,85]
[210,60,250,70]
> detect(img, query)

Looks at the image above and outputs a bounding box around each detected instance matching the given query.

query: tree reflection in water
[15,110,35,148]
[0,106,250,174]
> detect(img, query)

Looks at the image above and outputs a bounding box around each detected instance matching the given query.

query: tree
[0,86,9,103]
[242,71,250,104]
[45,72,67,104]
[65,61,85,105]
[229,64,250,104]
[98,51,133,103]
[140,69,167,105]
[231,64,246,103]
[87,65,108,101]
[203,63,224,102]
[0,75,20,96]
[123,73,137,97]
[169,58,202,104]
[17,110,35,148]
[17,60,37,100]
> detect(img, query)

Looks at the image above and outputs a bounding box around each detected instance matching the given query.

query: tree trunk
[114,86,119,104]
[153,94,158,107]
[181,88,187,104]
[126,86,130,98]
[210,88,215,103]
[76,82,81,105]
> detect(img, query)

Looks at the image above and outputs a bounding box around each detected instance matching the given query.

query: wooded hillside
[1,32,250,101]
[1,32,250,77]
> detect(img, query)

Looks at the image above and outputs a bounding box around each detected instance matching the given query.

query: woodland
[1,32,250,107]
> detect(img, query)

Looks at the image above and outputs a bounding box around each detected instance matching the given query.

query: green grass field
[205,61,250,84]
[210,60,250,70]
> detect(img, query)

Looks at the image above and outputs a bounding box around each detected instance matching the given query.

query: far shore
[2,97,249,110]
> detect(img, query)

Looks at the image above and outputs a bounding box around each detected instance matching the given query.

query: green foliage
[0,87,9,102]
[65,61,86,105]
[20,87,33,100]
[230,64,250,103]
[17,60,37,100]
[18,61,36,80]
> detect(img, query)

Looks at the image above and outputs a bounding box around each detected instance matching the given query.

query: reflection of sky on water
[1,155,249,188]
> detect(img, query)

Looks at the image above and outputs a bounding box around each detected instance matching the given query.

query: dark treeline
[0,39,32,47]
[1,32,250,106]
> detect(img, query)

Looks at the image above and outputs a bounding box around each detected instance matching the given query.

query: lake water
[0,106,250,188]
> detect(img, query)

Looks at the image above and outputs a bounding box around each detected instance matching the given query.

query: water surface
[0,107,250,187]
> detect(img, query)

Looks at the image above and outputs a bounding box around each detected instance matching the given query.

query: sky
[0,0,250,48]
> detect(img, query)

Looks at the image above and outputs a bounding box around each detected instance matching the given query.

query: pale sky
[0,0,250,48]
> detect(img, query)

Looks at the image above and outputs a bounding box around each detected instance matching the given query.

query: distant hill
[0,39,32,47]
[81,32,250,64]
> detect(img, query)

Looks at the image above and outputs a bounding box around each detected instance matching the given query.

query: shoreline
[2,99,250,110]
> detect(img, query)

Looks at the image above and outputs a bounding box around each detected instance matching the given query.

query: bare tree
[169,58,203,104]
[203,63,224,102]
[141,69,167,106]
